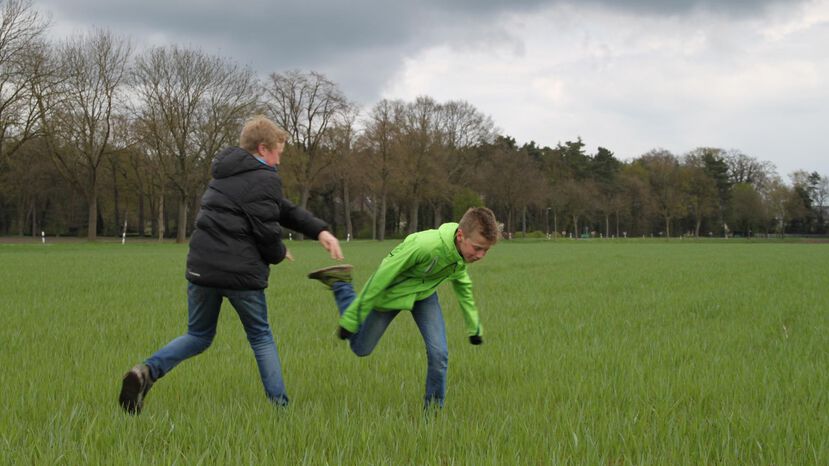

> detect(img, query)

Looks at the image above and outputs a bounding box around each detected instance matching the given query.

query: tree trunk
[87,193,98,241]
[30,199,37,238]
[605,214,610,238]
[112,160,121,231]
[554,211,558,239]
[296,185,311,240]
[378,192,387,241]
[664,216,671,238]
[157,193,165,241]
[572,214,578,238]
[177,195,188,243]
[138,194,145,237]
[521,206,527,238]
[342,179,352,240]
[409,198,419,234]
[433,203,442,228]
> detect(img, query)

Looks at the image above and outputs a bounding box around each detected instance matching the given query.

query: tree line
[1,0,827,241]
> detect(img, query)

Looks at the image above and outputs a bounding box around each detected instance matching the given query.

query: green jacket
[339,222,483,337]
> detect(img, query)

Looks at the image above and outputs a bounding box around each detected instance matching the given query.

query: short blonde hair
[459,207,499,244]
[239,115,289,152]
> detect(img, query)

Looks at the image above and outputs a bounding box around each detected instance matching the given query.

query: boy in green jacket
[308,207,499,408]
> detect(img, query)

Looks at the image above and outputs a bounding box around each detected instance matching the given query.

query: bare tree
[0,0,49,162]
[131,45,258,242]
[360,99,404,240]
[724,150,776,190]
[398,96,444,233]
[326,103,360,239]
[265,70,348,212]
[35,28,132,240]
[440,99,496,150]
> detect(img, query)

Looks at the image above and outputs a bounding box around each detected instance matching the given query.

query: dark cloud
[33,0,807,105]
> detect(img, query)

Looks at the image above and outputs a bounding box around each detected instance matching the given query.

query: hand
[318,230,344,260]
[284,249,294,262]
[469,335,483,345]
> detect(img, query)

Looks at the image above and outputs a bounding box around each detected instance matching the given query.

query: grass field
[1,238,827,464]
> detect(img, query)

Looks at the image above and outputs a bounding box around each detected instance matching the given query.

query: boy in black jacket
[118,115,343,414]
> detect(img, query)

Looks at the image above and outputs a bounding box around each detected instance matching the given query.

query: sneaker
[119,363,154,415]
[307,264,354,289]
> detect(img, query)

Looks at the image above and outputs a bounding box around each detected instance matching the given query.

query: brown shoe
[307,264,354,288]
[119,363,154,415]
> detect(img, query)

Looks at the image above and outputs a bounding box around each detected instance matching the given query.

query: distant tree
[814,173,829,233]
[682,163,718,237]
[131,45,258,242]
[479,143,546,236]
[265,70,349,214]
[557,137,590,180]
[396,96,444,233]
[325,104,360,239]
[687,148,731,234]
[0,0,49,163]
[591,146,622,237]
[764,179,806,237]
[617,164,654,236]
[360,99,404,240]
[559,178,599,237]
[637,150,687,237]
[729,183,763,236]
[724,150,776,190]
[35,29,132,240]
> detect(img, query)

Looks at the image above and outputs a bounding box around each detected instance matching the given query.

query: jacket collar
[438,222,463,262]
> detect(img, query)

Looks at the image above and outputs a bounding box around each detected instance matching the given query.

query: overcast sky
[32,0,829,179]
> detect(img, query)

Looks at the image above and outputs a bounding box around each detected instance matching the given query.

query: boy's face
[455,228,493,263]
[258,141,286,166]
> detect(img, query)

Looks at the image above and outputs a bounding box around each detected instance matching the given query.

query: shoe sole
[119,370,143,414]
[307,264,353,280]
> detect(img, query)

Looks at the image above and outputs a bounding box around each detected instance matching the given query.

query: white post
[347,233,351,242]
[41,231,45,244]
[289,233,292,241]
[122,218,128,245]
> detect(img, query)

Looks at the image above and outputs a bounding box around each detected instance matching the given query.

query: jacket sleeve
[256,220,287,265]
[338,239,423,333]
[450,268,483,337]
[277,197,329,239]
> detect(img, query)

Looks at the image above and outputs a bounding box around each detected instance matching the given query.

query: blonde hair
[239,115,289,152]
[459,207,499,244]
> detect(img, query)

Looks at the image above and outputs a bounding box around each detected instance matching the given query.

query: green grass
[1,238,827,464]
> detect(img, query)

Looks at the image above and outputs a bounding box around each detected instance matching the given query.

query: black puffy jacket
[185,147,328,290]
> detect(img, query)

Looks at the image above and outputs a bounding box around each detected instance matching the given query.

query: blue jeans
[144,283,289,406]
[332,282,448,407]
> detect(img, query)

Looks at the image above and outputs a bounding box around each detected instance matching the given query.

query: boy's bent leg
[144,283,222,381]
[349,309,399,356]
[228,289,288,406]
[331,281,356,316]
[411,293,448,408]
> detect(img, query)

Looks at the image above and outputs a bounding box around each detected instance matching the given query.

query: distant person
[119,115,343,414]
[307,207,498,409]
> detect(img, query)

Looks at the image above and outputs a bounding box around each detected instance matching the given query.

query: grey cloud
[33,0,809,105]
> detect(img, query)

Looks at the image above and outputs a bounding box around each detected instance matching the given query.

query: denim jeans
[144,282,289,406]
[332,282,449,407]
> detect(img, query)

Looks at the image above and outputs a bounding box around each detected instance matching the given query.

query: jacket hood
[211,146,275,179]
